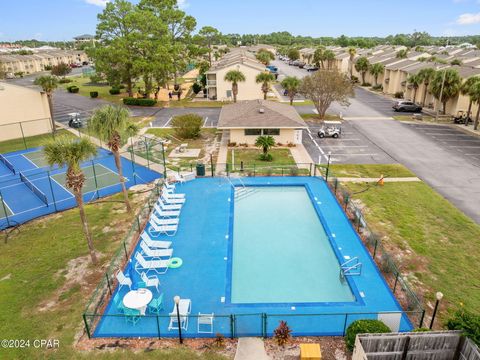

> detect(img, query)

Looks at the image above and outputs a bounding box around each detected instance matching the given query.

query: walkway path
[289,143,314,170]
[234,338,270,360]
[215,130,229,175]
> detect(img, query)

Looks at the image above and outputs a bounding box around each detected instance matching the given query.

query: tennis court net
[0,154,15,174]
[19,172,48,206]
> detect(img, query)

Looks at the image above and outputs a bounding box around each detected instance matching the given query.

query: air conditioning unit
[259,108,265,114]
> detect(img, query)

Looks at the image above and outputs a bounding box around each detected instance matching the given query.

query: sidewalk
[234,338,270,360]
[289,143,314,170]
[215,130,229,175]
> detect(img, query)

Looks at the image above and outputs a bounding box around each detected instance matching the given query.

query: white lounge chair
[162,185,185,198]
[168,298,192,330]
[150,212,179,226]
[154,203,180,218]
[157,198,182,211]
[140,232,171,249]
[140,271,160,292]
[148,220,178,237]
[164,181,176,191]
[116,269,132,291]
[135,252,169,274]
[197,313,214,334]
[161,193,185,205]
[173,173,186,184]
[140,240,173,259]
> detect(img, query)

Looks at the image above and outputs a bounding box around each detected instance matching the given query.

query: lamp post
[325,152,332,182]
[174,295,183,344]
[429,291,443,329]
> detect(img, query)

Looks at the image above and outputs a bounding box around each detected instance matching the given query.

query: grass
[0,130,76,154]
[292,100,314,106]
[300,113,343,121]
[393,115,435,122]
[227,148,296,166]
[321,164,416,178]
[0,192,229,359]
[60,76,127,104]
[343,181,480,315]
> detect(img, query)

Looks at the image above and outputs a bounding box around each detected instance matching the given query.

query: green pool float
[169,257,183,268]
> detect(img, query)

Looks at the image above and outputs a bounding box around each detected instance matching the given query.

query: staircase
[340,257,362,281]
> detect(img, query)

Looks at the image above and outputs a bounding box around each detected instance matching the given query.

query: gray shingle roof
[218,100,307,129]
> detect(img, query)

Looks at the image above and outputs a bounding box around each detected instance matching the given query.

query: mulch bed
[265,336,350,360]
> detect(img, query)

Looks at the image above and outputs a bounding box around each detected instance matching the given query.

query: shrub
[394,91,404,99]
[122,97,157,106]
[192,82,202,94]
[361,82,371,87]
[109,87,121,95]
[412,327,431,332]
[345,319,390,351]
[259,153,273,162]
[351,75,359,83]
[90,91,99,98]
[43,65,52,71]
[446,309,480,346]
[67,85,79,93]
[89,74,104,84]
[58,78,72,84]
[228,141,237,147]
[212,333,225,348]
[14,71,24,78]
[171,113,203,139]
[273,321,292,346]
[371,84,383,91]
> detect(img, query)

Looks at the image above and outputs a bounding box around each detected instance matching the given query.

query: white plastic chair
[140,271,160,292]
[116,269,132,291]
[197,313,214,333]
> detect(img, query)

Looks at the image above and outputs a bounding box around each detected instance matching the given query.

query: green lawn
[0,130,76,154]
[393,115,435,122]
[292,100,314,106]
[300,113,343,121]
[344,181,480,315]
[320,164,416,178]
[60,76,127,104]
[0,192,229,359]
[227,148,296,166]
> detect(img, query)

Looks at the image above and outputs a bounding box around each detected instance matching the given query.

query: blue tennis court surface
[0,147,160,229]
[93,177,413,338]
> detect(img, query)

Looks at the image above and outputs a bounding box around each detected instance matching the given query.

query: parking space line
[319,145,368,148]
[163,117,172,128]
[329,153,378,156]
[446,145,480,148]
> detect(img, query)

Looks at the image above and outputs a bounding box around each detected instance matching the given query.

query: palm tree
[355,57,370,85]
[369,63,385,86]
[256,72,275,100]
[34,75,58,133]
[468,81,480,130]
[324,50,336,70]
[348,47,356,78]
[396,49,408,59]
[407,74,422,103]
[255,135,275,159]
[89,105,138,212]
[224,70,246,103]
[43,136,98,264]
[313,46,326,69]
[417,68,436,106]
[460,76,480,124]
[281,76,301,105]
[430,69,462,114]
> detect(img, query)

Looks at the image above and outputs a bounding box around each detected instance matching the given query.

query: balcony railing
[206,79,217,86]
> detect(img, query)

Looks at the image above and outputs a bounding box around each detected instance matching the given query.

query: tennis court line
[21,153,40,169]
[91,163,129,182]
[49,175,73,199]
[0,182,28,191]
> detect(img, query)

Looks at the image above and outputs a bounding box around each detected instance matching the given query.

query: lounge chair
[135,252,169,274]
[140,271,160,292]
[116,269,132,291]
[172,172,186,184]
[154,203,180,218]
[157,198,183,211]
[147,293,164,314]
[140,240,173,259]
[164,181,176,191]
[150,212,179,226]
[168,298,192,330]
[197,313,214,333]
[162,185,185,198]
[161,193,185,205]
[140,232,171,248]
[148,220,178,237]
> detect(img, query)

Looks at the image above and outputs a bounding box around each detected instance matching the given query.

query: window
[244,129,262,136]
[263,128,280,136]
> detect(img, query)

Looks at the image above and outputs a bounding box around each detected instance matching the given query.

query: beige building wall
[0,82,52,141]
[211,63,264,101]
[229,128,296,145]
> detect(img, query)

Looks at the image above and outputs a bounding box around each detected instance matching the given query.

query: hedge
[109,87,121,95]
[90,91,99,98]
[345,319,391,351]
[122,97,157,106]
[67,85,79,93]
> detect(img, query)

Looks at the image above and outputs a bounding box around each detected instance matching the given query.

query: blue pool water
[93,177,413,338]
[232,186,354,304]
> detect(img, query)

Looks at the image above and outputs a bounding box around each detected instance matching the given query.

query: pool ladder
[223,175,258,201]
[339,257,362,281]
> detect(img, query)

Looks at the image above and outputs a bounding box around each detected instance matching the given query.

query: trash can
[196,163,205,176]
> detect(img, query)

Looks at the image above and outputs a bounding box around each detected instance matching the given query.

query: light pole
[435,68,447,122]
[174,295,183,344]
[429,291,444,329]
[325,152,332,182]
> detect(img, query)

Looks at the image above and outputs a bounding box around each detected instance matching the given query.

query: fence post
[253,164,256,177]
[210,153,214,177]
[314,164,317,177]
[262,313,267,338]
[344,195,349,211]
[393,272,399,293]
[145,141,150,169]
[136,215,141,233]
[83,314,91,339]
[419,309,425,328]
[373,239,378,258]
[91,160,100,199]
[226,163,230,177]
[342,313,348,336]
[309,163,312,176]
[130,150,137,185]
[105,273,112,295]
[156,315,161,339]
[19,122,28,150]
[230,314,235,339]
[0,190,11,228]
[401,336,411,360]
[123,241,128,260]
[47,171,58,212]
[281,167,284,177]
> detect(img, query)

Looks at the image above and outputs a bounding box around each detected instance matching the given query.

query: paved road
[352,119,480,223]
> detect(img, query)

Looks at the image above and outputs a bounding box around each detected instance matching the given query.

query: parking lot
[151,107,221,128]
[302,120,395,165]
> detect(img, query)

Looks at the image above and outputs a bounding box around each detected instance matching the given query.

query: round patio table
[123,288,153,315]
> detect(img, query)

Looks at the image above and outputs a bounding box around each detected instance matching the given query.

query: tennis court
[0,146,160,229]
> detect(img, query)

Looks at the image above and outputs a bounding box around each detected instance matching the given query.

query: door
[294,129,303,144]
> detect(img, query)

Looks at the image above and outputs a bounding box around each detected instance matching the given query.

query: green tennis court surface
[23,150,50,168]
[51,164,122,194]
[0,196,13,219]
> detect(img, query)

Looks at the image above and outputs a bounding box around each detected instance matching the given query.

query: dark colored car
[393,101,422,112]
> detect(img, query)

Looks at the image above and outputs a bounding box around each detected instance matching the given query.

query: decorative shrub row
[345,319,391,351]
[109,87,121,95]
[67,85,79,93]
[122,97,157,106]
[90,91,99,98]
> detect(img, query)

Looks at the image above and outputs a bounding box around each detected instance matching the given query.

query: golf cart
[452,110,472,124]
[318,121,342,138]
[67,113,83,128]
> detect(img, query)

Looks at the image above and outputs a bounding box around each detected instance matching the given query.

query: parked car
[392,101,422,112]
[304,65,319,72]
[298,62,306,68]
[452,110,472,124]
[67,113,83,128]
[266,65,278,72]
[318,121,342,138]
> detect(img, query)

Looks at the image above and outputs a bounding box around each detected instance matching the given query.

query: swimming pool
[93,177,414,338]
[231,186,354,304]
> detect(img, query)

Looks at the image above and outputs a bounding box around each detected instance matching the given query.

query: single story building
[0,82,52,141]
[217,100,307,145]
